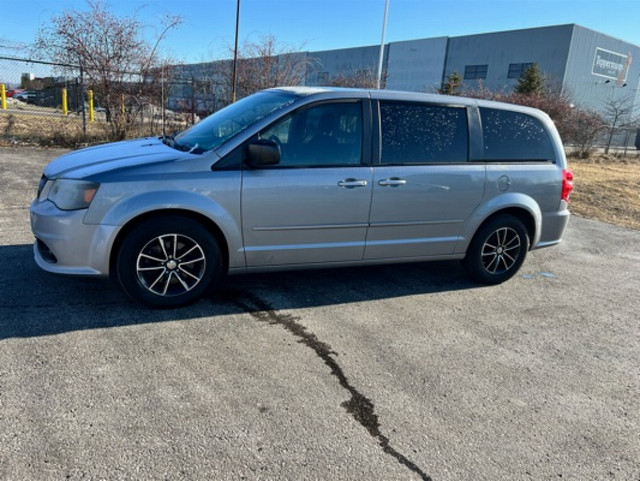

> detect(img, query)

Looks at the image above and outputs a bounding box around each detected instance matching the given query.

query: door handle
[378,177,407,187]
[338,178,368,188]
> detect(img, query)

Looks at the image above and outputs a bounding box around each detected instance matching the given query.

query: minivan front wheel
[116,216,222,307]
[464,215,529,285]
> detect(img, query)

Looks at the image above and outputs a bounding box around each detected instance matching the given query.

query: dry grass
[0,111,112,147]
[0,107,183,147]
[569,154,640,230]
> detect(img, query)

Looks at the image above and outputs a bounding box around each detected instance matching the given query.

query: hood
[43,137,191,179]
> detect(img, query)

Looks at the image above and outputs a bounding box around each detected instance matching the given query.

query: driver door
[241,100,373,267]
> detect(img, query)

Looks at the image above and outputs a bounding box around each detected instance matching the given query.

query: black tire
[116,216,222,308]
[463,214,529,285]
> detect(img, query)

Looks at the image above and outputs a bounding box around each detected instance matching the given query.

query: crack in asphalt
[224,290,431,481]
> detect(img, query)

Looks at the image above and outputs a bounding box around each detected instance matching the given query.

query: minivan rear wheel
[464,214,529,285]
[116,216,222,307]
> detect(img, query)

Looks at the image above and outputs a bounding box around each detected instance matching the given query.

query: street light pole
[376,0,389,89]
[231,0,241,103]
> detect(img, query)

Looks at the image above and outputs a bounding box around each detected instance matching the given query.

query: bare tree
[602,97,634,154]
[35,0,182,138]
[222,34,311,103]
[329,67,385,89]
[567,109,605,159]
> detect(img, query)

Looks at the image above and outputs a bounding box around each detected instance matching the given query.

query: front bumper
[30,199,118,277]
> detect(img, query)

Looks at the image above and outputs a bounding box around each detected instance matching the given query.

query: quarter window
[380,102,468,164]
[480,107,555,161]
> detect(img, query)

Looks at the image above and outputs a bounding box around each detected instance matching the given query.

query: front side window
[260,102,363,167]
[480,107,555,161]
[380,101,468,164]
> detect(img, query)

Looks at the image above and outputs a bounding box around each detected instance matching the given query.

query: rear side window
[480,107,556,161]
[380,101,468,164]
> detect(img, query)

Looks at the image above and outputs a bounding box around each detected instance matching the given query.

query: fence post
[1,84,6,110]
[62,88,68,115]
[80,66,86,135]
[88,89,94,122]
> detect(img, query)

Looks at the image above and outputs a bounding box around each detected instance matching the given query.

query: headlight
[46,179,100,210]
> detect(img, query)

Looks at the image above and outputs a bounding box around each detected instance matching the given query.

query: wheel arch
[109,209,230,279]
[473,208,535,250]
[458,194,542,254]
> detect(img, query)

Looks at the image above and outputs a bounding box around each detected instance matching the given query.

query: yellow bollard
[62,88,68,116]
[121,94,125,121]
[88,89,94,122]
[1,84,6,110]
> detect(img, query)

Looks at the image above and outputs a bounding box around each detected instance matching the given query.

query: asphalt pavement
[1,146,638,480]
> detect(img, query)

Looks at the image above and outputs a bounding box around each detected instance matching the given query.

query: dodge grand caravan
[31,87,573,307]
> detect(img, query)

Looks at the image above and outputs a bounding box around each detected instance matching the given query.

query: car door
[365,100,485,259]
[242,100,373,267]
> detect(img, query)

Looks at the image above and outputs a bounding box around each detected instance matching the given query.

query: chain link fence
[0,56,218,147]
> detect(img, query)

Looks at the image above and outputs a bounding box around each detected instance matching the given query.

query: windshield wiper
[160,134,194,152]
[161,135,205,154]
[160,134,176,147]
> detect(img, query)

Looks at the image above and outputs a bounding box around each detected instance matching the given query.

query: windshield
[174,91,297,152]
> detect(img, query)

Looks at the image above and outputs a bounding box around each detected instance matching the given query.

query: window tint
[380,102,468,164]
[260,102,362,167]
[480,107,555,161]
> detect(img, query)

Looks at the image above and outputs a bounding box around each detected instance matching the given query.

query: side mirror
[246,139,280,167]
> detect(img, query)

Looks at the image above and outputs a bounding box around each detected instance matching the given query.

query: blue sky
[2,0,640,63]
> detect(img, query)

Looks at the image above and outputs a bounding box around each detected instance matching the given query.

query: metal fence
[0,56,213,147]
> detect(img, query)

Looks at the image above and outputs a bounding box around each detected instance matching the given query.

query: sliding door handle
[378,177,407,187]
[338,178,368,188]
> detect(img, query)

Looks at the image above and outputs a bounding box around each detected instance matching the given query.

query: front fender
[83,176,244,269]
[457,192,542,253]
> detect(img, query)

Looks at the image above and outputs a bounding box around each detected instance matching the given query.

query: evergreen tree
[515,63,545,95]
[440,71,462,95]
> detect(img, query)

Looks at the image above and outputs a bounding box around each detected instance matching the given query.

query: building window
[464,64,488,80]
[317,71,330,84]
[508,63,534,79]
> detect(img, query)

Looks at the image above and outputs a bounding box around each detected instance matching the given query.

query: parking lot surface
[1,146,639,480]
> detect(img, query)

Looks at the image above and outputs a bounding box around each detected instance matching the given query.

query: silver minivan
[31,87,573,307]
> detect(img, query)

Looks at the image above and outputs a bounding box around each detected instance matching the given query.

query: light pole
[376,0,389,89]
[231,0,241,103]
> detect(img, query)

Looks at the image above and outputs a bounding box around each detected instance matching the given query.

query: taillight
[561,169,574,203]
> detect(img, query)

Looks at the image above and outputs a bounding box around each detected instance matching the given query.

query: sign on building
[592,47,632,86]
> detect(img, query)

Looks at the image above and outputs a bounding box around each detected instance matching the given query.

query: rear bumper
[533,208,570,249]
